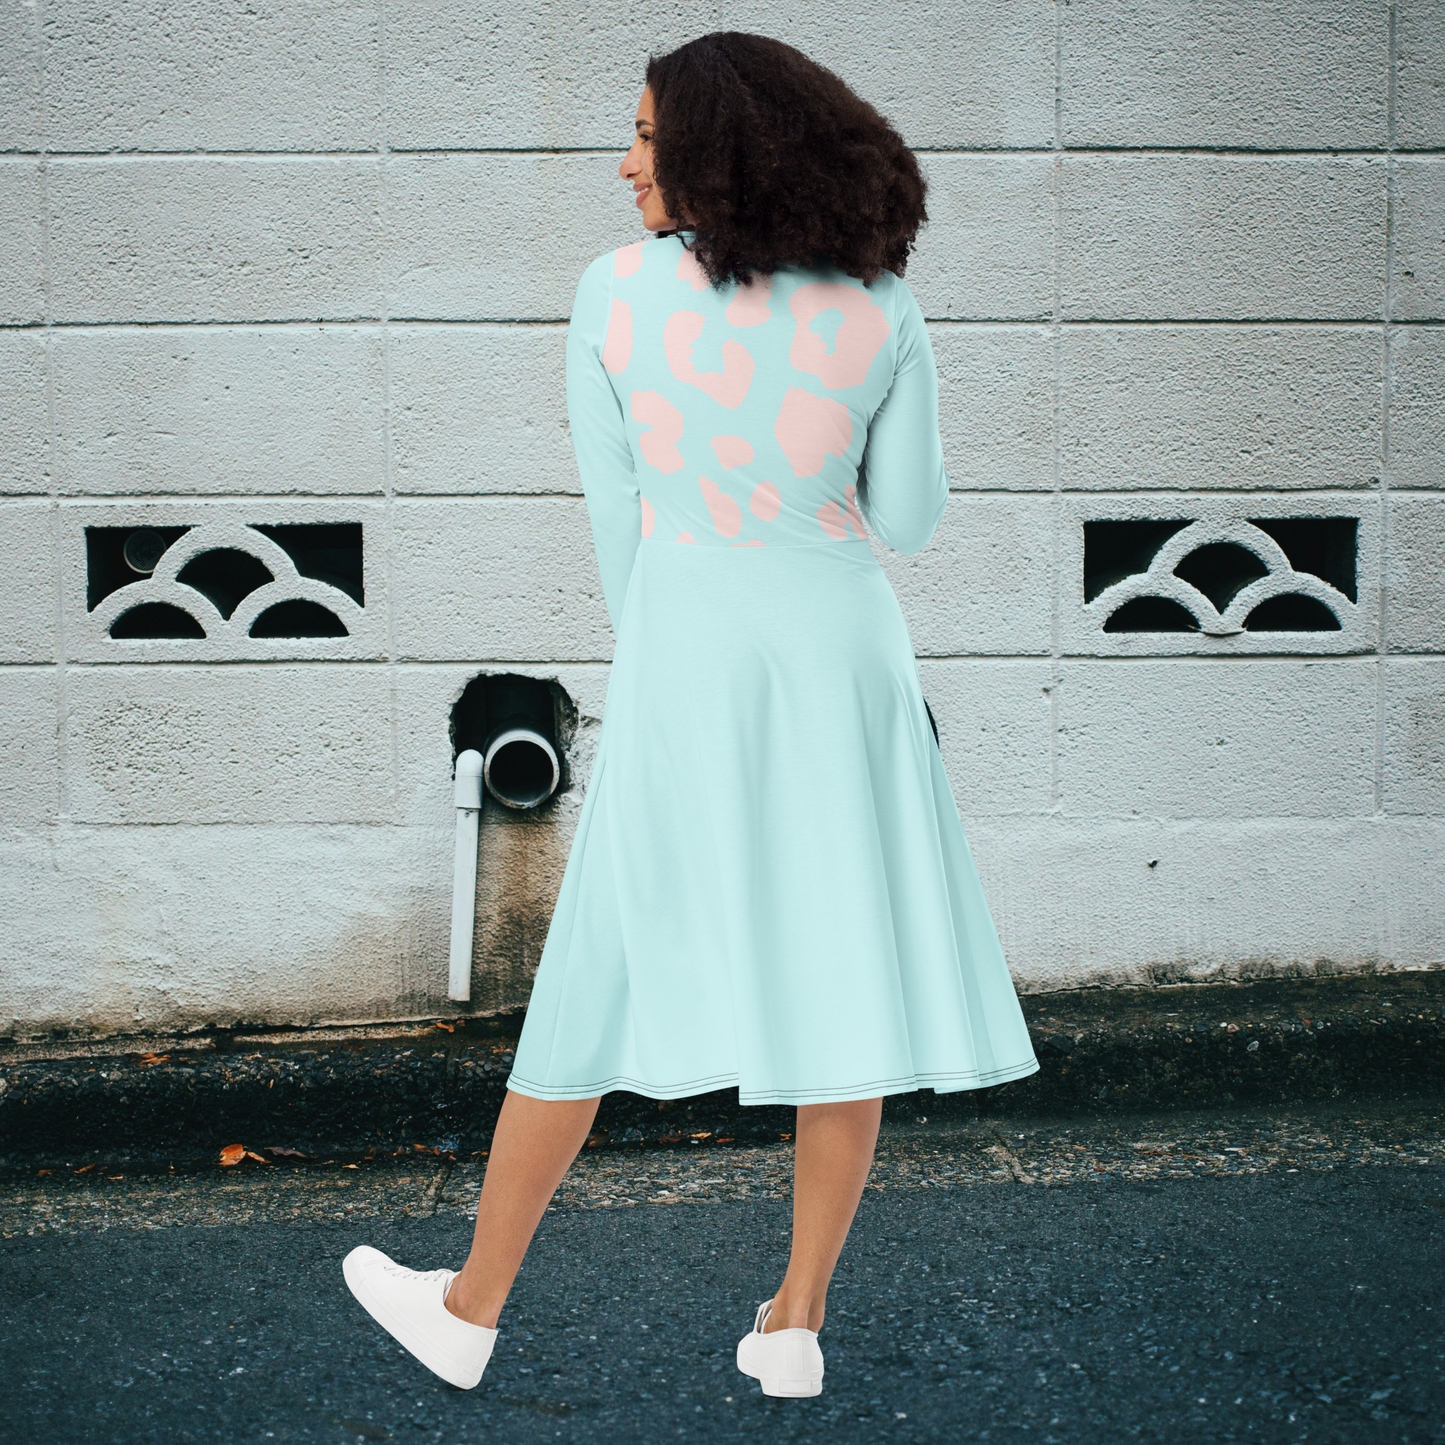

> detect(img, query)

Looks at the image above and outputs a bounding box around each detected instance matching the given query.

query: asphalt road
[3,1160,1444,1445]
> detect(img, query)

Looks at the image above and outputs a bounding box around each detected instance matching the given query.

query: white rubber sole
[757,1376,823,1398]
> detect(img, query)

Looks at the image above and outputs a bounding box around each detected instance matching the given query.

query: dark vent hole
[176,549,274,620]
[1083,520,1192,602]
[1247,518,1357,602]
[251,523,364,606]
[1243,594,1341,632]
[86,526,191,610]
[109,602,206,640]
[1103,596,1200,633]
[249,600,348,638]
[1173,543,1269,613]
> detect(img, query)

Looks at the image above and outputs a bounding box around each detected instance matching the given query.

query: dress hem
[504,1054,1041,1106]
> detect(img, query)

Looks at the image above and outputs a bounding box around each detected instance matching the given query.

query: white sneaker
[736,1299,825,1397]
[342,1245,497,1389]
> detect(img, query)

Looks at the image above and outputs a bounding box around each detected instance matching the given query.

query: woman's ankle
[764,1288,822,1333]
[444,1271,502,1330]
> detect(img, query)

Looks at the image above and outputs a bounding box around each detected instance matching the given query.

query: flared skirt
[507,536,1039,1106]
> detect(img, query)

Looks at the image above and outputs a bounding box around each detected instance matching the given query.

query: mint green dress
[506,234,1039,1106]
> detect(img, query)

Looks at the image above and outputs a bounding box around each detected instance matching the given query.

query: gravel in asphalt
[1,1101,1442,1444]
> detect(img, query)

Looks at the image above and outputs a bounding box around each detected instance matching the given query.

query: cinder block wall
[1,1,1441,1038]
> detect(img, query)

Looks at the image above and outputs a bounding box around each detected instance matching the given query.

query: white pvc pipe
[483,726,560,810]
[448,749,484,1003]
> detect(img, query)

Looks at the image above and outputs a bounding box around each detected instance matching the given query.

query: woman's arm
[566,255,642,636]
[856,278,949,556]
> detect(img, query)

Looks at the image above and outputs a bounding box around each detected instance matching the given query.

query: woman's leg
[764,1096,883,1333]
[444,1089,600,1329]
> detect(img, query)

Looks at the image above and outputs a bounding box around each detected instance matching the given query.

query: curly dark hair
[643,33,927,288]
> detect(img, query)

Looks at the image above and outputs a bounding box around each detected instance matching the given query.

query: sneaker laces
[380,1260,454,1287]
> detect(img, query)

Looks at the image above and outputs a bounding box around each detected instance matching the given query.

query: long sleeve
[566,255,642,636]
[856,277,949,556]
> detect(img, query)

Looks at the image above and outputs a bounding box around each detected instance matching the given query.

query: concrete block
[1055,660,1377,819]
[0,0,40,150]
[389,498,614,663]
[389,324,574,495]
[385,0,1053,150]
[916,660,1053,816]
[1383,660,1445,815]
[877,494,1053,657]
[0,330,49,495]
[1391,326,1445,488]
[968,817,1421,992]
[384,155,639,323]
[932,325,1054,492]
[907,155,1054,321]
[1393,159,1445,321]
[1388,496,1445,653]
[0,501,57,663]
[51,326,386,496]
[0,670,59,824]
[41,0,382,151]
[48,159,383,325]
[1060,0,1386,149]
[1059,156,1385,321]
[65,665,396,825]
[1397,0,1445,148]
[718,0,1055,148]
[1059,493,1380,659]
[0,161,43,323]
[59,498,388,664]
[0,823,456,1035]
[1059,325,1383,490]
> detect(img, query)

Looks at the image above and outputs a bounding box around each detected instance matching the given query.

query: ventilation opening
[1083,520,1192,602]
[251,523,364,606]
[1243,594,1342,632]
[86,526,191,610]
[451,673,578,810]
[1248,518,1357,602]
[1173,543,1269,613]
[110,602,206,639]
[176,549,274,620]
[249,600,347,638]
[1103,596,1200,633]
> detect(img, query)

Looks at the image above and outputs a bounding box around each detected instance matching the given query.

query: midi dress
[505,233,1039,1106]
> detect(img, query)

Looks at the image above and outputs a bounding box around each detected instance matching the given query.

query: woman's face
[619,88,675,232]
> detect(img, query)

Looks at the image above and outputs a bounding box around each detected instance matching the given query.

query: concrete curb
[2,973,1441,1163]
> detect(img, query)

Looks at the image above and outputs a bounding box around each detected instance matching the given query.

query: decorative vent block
[1061,497,1376,657]
[70,508,383,662]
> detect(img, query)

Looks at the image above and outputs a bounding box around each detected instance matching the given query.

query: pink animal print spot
[817,501,847,540]
[614,241,645,278]
[630,390,685,474]
[817,484,869,542]
[602,299,633,374]
[732,539,765,547]
[774,387,853,477]
[664,312,754,409]
[698,475,742,538]
[677,532,696,544]
[710,435,754,469]
[640,496,655,538]
[725,275,773,328]
[677,248,710,291]
[749,480,781,521]
[789,282,891,390]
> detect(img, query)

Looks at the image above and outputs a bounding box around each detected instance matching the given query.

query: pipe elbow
[454,748,483,810]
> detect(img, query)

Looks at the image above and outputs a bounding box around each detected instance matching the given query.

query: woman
[344,32,1038,1398]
